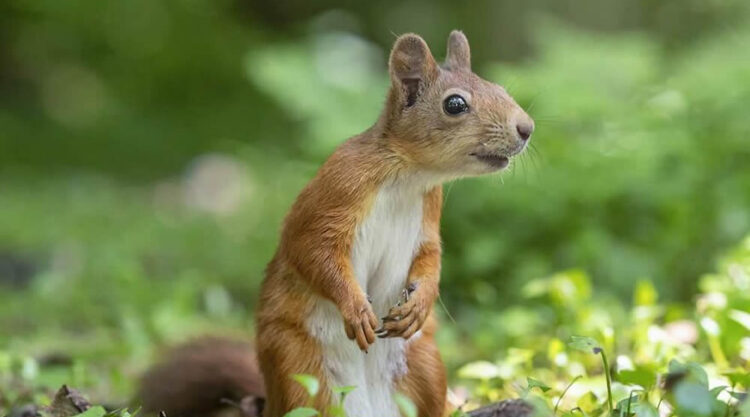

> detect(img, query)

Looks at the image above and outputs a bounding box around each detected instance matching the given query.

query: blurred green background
[1,0,750,408]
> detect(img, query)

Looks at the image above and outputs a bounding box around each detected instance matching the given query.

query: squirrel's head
[383,31,533,177]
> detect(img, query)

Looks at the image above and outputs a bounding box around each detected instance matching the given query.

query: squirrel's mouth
[470,152,510,168]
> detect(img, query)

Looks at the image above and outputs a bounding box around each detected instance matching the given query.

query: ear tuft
[389,34,438,108]
[445,30,471,71]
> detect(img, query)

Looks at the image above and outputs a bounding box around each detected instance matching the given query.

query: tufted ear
[445,30,471,71]
[388,34,438,108]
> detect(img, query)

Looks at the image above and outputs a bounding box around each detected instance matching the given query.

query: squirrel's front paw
[377,283,431,339]
[342,297,378,352]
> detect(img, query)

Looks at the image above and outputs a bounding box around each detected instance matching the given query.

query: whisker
[526,150,540,181]
[443,181,455,207]
[503,76,518,95]
[528,150,540,175]
[518,154,527,183]
[526,98,538,113]
[529,143,545,167]
[531,114,563,120]
[533,119,565,126]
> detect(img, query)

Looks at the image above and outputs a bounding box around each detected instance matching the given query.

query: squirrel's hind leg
[396,315,447,417]
[257,323,331,417]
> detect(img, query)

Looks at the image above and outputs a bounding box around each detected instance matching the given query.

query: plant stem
[599,350,614,412]
[555,375,582,414]
[707,334,729,369]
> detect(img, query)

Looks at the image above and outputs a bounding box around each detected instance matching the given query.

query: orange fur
[397,317,446,417]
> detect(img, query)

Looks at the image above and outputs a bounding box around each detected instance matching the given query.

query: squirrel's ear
[445,30,471,71]
[388,34,438,108]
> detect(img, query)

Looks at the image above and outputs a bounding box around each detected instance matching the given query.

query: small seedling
[569,336,613,413]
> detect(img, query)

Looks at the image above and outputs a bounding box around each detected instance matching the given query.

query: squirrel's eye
[443,94,468,115]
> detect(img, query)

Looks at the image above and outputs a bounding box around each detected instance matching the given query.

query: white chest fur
[306,181,425,417]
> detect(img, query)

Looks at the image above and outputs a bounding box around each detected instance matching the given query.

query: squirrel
[138,30,533,417]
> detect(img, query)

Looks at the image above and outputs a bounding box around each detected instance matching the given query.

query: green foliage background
[1,0,749,414]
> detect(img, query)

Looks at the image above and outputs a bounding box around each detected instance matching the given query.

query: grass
[3,234,747,416]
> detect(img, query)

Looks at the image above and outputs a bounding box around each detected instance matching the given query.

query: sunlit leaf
[724,370,750,388]
[709,386,727,398]
[74,406,107,417]
[568,336,602,354]
[457,361,500,380]
[332,385,356,402]
[527,377,551,392]
[394,393,417,417]
[617,367,656,388]
[449,409,470,417]
[292,374,320,397]
[283,407,320,417]
[634,280,657,306]
[576,391,600,414]
[729,309,750,330]
[326,405,347,417]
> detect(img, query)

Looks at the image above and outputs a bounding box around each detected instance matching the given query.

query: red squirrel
[139,30,533,417]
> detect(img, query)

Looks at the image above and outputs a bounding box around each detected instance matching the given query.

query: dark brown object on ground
[137,337,265,417]
[467,399,535,417]
[49,385,91,417]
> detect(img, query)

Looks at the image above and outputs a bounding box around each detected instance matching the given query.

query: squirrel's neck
[354,96,449,192]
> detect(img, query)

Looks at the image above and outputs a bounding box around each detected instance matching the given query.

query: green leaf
[326,404,347,417]
[332,385,356,402]
[576,391,599,414]
[673,381,713,417]
[292,374,320,397]
[728,390,748,400]
[74,406,107,417]
[617,367,656,388]
[456,361,500,380]
[524,394,555,417]
[394,393,417,417]
[728,309,750,331]
[633,402,658,417]
[634,280,657,306]
[667,360,709,387]
[738,397,750,417]
[527,377,551,392]
[552,270,592,303]
[709,386,727,398]
[283,407,320,417]
[568,336,602,354]
[685,362,709,387]
[449,409,470,417]
[332,385,356,396]
[103,408,139,417]
[615,394,638,416]
[724,370,750,388]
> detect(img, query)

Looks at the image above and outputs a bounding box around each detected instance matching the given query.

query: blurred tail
[137,337,265,417]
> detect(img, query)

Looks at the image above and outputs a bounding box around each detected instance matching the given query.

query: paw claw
[378,283,430,339]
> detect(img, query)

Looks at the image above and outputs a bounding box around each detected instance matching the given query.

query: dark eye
[443,94,468,115]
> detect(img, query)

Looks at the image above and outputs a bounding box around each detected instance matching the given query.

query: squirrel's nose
[516,120,534,141]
